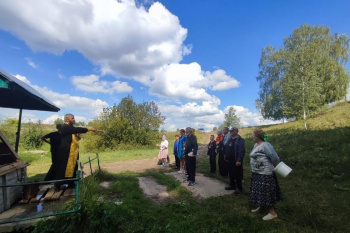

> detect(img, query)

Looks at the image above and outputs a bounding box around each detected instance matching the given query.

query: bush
[21,122,44,150]
[0,118,18,147]
[82,96,165,151]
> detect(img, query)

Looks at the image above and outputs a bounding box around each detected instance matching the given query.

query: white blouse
[160,140,168,150]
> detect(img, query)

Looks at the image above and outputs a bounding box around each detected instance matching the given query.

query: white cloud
[58,74,65,79]
[159,98,225,131]
[15,74,31,84]
[0,108,42,124]
[41,114,62,125]
[159,102,281,132]
[0,0,239,103]
[0,0,189,78]
[203,69,240,91]
[159,99,220,119]
[166,124,177,132]
[42,114,88,125]
[149,63,239,101]
[224,105,281,127]
[14,74,109,117]
[25,58,37,69]
[71,74,132,93]
[0,0,249,131]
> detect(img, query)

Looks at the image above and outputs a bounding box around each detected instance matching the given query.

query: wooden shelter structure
[0,132,28,213]
[0,68,60,152]
[0,68,60,213]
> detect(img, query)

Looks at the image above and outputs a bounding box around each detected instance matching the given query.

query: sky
[0,0,349,131]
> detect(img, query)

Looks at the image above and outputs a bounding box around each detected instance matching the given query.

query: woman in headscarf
[249,128,282,221]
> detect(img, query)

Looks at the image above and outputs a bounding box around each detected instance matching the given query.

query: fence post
[88,156,93,176]
[96,153,100,171]
[75,170,80,210]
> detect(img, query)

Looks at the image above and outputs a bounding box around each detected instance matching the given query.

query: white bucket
[274,161,292,177]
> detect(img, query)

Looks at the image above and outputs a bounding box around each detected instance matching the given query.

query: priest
[47,113,98,190]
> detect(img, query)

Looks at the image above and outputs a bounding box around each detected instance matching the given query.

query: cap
[229,127,238,132]
[217,130,222,135]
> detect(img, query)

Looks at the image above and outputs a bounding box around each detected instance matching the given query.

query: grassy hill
[20,102,350,232]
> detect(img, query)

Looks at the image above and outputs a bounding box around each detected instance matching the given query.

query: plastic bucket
[274,162,292,177]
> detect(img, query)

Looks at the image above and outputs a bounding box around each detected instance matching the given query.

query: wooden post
[96,153,100,171]
[88,156,93,176]
[15,109,22,153]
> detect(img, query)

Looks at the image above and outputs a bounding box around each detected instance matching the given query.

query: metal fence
[0,153,101,225]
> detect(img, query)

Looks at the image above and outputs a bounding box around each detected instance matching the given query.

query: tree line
[256,24,349,129]
[0,95,165,151]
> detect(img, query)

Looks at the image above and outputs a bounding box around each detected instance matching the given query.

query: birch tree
[257,24,349,129]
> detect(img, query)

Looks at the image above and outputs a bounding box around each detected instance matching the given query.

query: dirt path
[100,145,233,201]
[167,172,233,199]
[101,157,173,173]
[101,144,209,174]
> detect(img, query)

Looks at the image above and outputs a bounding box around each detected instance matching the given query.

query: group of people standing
[42,114,99,191]
[158,127,198,186]
[207,127,283,221]
[207,127,245,194]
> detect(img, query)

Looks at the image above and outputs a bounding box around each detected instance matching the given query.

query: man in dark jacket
[207,135,217,173]
[224,127,245,194]
[183,127,198,186]
[173,135,180,170]
[218,127,230,176]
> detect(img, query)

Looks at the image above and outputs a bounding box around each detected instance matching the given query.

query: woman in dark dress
[249,128,282,221]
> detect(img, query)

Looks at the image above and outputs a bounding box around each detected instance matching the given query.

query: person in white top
[158,135,169,167]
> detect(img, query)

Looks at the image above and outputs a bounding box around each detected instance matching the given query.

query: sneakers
[177,169,183,173]
[262,213,278,221]
[188,181,196,186]
[225,186,235,190]
[161,163,167,167]
[251,207,261,213]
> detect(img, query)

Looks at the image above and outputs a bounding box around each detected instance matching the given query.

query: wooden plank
[30,187,50,203]
[18,198,30,204]
[43,187,56,201]
[62,188,76,197]
[50,188,66,201]
[44,187,65,201]
[0,161,29,176]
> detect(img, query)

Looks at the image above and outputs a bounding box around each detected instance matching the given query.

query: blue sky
[0,0,349,131]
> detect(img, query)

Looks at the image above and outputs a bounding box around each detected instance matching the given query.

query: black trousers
[185,154,190,175]
[174,154,180,168]
[209,153,216,172]
[187,156,196,182]
[218,150,228,176]
[227,160,243,190]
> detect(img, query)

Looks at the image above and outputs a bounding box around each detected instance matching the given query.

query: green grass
[19,102,350,232]
[20,148,159,182]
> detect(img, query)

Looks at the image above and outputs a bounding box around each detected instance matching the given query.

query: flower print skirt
[249,172,282,207]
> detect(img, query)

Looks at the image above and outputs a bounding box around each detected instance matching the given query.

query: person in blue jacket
[173,135,180,170]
